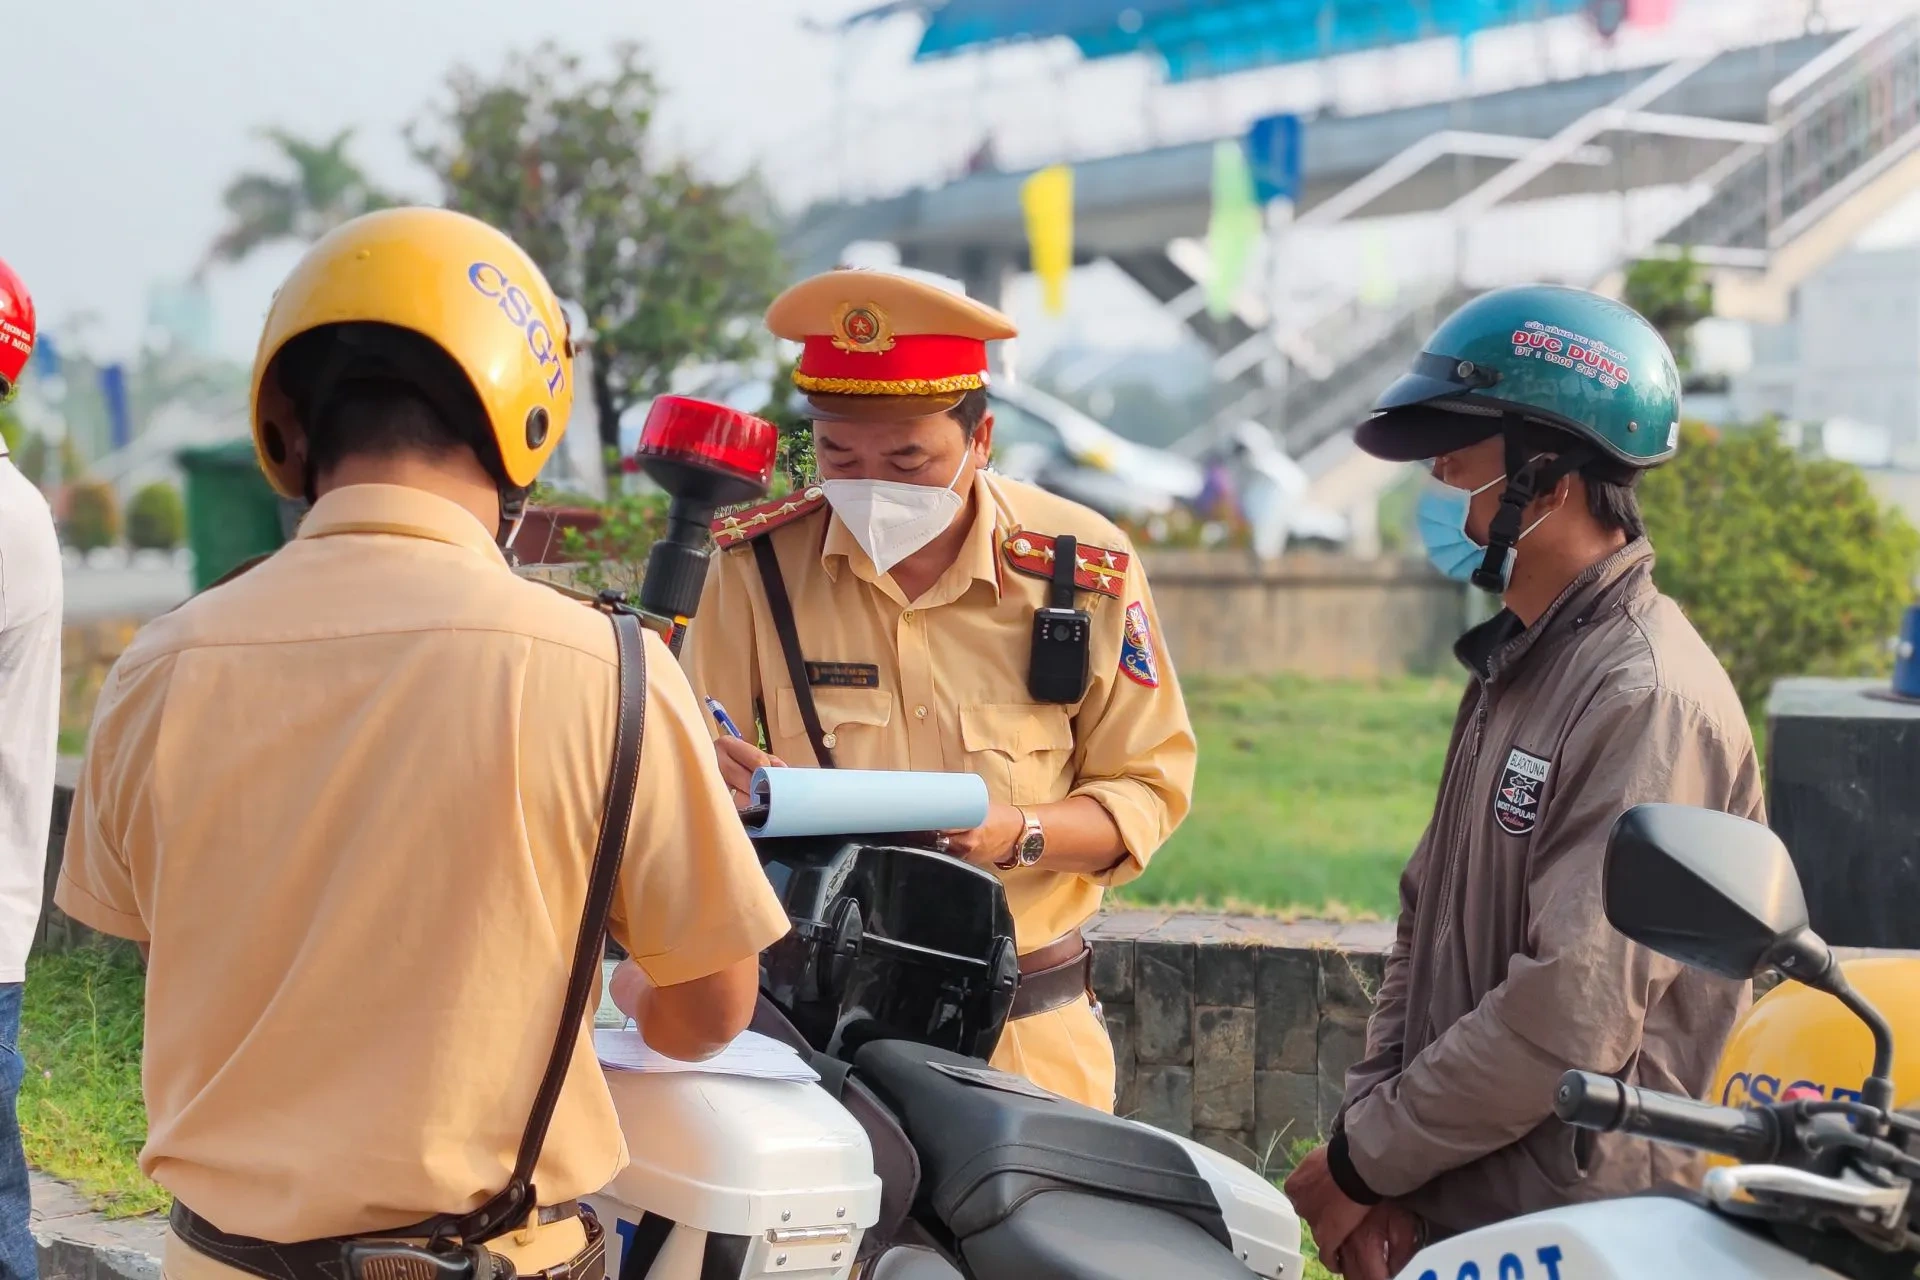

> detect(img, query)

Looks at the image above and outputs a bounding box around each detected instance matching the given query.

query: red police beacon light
[631,396,780,652]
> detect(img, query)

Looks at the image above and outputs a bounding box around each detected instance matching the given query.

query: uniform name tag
[1492,747,1551,836]
[806,661,881,689]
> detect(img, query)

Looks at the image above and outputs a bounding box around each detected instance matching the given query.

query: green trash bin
[178,441,294,591]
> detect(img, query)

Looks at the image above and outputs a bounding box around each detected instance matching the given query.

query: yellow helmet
[1705,958,1920,1167]
[249,206,575,499]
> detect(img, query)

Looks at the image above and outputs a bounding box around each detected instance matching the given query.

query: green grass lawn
[19,942,166,1217]
[1120,673,1458,918]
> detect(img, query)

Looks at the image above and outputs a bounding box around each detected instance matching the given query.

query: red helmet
[0,257,36,402]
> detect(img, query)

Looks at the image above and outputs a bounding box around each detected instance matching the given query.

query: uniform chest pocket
[959,702,1075,806]
[774,686,893,759]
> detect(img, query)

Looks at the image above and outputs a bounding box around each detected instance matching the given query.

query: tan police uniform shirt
[683,470,1196,953]
[55,483,792,1243]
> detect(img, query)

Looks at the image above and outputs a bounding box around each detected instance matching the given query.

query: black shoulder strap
[203,553,274,592]
[750,538,836,769]
[1049,534,1079,609]
[448,605,649,1244]
[160,552,275,617]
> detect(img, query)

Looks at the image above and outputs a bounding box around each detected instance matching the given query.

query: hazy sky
[7,0,1915,372]
[4,0,877,361]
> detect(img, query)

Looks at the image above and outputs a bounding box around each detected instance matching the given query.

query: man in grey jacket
[1286,286,1763,1280]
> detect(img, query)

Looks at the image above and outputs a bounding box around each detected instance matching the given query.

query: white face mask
[820,452,971,576]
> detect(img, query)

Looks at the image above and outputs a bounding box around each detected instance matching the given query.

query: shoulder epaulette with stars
[1001,531,1129,599]
[711,486,827,550]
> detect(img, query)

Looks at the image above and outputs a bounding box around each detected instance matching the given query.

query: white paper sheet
[594,1027,821,1083]
[745,766,990,838]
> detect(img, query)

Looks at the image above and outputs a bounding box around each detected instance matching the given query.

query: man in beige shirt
[56,208,789,1280]
[669,269,1197,1111]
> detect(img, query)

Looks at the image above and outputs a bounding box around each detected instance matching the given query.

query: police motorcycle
[1390,803,1920,1280]
[574,398,1306,1280]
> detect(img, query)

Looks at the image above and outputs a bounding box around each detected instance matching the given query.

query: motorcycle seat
[851,1039,1233,1251]
[961,1188,1256,1280]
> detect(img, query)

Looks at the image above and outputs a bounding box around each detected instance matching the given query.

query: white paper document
[746,766,990,838]
[594,1027,821,1084]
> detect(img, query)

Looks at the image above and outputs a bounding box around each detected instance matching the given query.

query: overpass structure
[785,7,1920,484]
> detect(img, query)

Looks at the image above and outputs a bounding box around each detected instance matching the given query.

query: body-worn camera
[1027,534,1091,703]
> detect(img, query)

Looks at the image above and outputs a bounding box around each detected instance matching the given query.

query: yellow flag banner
[1021,164,1075,316]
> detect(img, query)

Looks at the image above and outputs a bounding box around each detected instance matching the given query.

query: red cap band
[795,334,988,397]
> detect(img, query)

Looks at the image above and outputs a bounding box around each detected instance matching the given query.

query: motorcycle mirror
[1606,804,1900,1120]
[1603,804,1831,983]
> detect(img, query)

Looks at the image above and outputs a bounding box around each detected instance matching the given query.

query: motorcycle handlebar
[1555,1070,1783,1165]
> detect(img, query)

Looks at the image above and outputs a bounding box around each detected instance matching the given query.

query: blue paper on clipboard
[745,767,990,838]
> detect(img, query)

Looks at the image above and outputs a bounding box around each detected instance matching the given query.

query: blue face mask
[1417,475,1503,583]
[1417,463,1559,587]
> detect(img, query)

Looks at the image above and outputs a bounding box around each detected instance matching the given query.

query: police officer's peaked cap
[767,269,1018,422]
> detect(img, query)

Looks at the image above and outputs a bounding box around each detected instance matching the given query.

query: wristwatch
[997,807,1046,870]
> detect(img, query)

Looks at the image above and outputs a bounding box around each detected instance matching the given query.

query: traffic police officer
[677,269,1197,1111]
[56,208,790,1279]
[1285,285,1765,1280]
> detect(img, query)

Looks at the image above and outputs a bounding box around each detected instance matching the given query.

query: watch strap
[998,806,1045,870]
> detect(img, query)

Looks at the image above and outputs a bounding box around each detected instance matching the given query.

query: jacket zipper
[1425,682,1489,1014]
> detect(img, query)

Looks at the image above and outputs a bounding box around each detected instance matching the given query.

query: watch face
[1019,830,1045,864]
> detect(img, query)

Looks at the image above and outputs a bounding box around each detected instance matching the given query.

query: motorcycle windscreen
[757,837,1019,1060]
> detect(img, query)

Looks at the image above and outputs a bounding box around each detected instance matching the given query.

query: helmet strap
[1470,422,1596,595]
[498,484,532,562]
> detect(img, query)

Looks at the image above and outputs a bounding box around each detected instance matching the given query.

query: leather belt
[170,1202,600,1280]
[1011,929,1094,1021]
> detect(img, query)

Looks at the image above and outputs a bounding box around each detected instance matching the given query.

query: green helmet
[1357,283,1682,468]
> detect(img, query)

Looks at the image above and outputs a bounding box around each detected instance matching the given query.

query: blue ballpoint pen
[705,696,746,740]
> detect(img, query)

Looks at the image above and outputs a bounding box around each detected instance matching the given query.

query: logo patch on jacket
[1492,747,1551,835]
[1120,601,1160,688]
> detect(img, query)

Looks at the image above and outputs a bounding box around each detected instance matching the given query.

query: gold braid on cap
[793,371,987,396]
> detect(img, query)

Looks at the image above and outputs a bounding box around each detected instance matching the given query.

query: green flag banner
[1207,140,1262,322]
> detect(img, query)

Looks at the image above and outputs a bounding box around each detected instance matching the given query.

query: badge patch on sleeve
[1120,601,1160,688]
[1493,747,1551,836]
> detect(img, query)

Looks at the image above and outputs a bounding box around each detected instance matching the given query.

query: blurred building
[1733,245,1920,455]
[792,0,1914,552]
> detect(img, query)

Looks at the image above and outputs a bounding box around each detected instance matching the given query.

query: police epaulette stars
[1001,531,1128,599]
[711,487,828,549]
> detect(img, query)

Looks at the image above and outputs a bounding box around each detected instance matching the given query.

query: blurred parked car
[986,381,1203,518]
[991,384,1348,553]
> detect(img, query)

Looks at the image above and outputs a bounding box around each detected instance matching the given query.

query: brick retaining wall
[1087,911,1391,1166]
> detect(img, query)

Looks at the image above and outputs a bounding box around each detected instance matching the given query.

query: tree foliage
[1641,422,1920,711]
[760,355,815,486]
[202,128,396,274]
[11,431,82,490]
[411,43,788,468]
[558,488,669,603]
[126,481,186,551]
[64,481,121,552]
[1622,251,1714,375]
